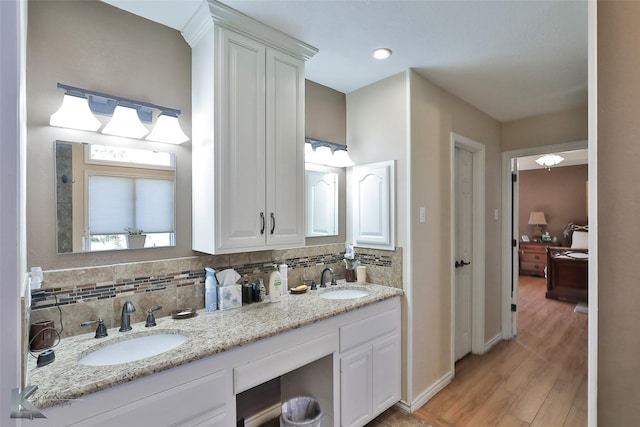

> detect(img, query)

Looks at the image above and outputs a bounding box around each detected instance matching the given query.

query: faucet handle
[145,306,162,328]
[81,317,108,338]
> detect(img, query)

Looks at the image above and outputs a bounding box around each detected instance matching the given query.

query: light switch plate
[419,207,426,223]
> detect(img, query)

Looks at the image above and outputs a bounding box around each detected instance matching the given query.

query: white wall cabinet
[187,2,316,254]
[351,160,395,250]
[338,305,401,427]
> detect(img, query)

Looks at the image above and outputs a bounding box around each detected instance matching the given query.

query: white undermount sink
[79,333,188,366]
[320,289,369,300]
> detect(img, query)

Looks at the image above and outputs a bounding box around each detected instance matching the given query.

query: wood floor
[413,275,588,427]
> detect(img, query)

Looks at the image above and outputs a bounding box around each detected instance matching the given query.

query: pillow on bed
[571,231,589,249]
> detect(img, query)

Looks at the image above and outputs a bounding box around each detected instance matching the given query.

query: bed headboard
[563,222,589,247]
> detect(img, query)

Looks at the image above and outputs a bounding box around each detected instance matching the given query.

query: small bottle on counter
[269,265,282,303]
[258,278,266,302]
[279,263,288,296]
[204,267,217,312]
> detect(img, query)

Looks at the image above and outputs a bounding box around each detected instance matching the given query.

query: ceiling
[101,0,588,123]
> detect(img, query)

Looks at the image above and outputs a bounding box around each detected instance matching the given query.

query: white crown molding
[183,0,317,60]
[181,1,212,47]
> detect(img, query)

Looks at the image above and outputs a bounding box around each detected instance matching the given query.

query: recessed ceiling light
[372,48,392,60]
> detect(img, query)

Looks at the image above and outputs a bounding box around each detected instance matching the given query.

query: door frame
[500,139,588,340]
[450,132,485,370]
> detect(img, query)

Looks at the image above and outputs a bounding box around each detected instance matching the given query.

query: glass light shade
[332,149,355,167]
[146,113,189,144]
[102,105,149,139]
[305,142,315,163]
[49,94,102,131]
[314,146,333,165]
[535,154,564,167]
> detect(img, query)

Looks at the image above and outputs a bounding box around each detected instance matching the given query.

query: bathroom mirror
[305,164,340,237]
[55,141,176,253]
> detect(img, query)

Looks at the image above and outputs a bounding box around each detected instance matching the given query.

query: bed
[545,223,589,302]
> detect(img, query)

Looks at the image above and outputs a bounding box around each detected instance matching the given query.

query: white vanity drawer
[339,307,399,354]
[233,332,336,394]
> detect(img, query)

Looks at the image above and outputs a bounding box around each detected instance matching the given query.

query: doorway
[450,133,485,368]
[500,140,588,339]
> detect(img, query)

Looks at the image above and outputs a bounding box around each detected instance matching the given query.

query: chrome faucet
[320,267,337,288]
[119,301,136,332]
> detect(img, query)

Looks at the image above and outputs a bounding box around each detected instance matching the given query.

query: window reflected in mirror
[55,141,177,253]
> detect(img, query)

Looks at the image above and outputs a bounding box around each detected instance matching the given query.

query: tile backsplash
[29,244,402,339]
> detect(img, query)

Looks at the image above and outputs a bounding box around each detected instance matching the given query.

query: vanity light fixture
[305,137,355,167]
[372,48,392,60]
[535,154,564,171]
[49,83,189,144]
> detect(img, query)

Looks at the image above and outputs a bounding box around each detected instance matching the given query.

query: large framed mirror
[305,163,342,238]
[55,141,177,253]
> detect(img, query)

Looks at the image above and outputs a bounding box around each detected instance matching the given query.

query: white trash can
[280,396,322,427]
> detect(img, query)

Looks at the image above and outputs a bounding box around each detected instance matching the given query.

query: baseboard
[483,332,503,354]
[244,403,281,427]
[407,370,454,412]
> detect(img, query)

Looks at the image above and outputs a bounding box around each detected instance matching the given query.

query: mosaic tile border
[30,251,391,311]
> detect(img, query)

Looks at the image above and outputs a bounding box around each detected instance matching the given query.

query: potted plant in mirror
[125,228,146,249]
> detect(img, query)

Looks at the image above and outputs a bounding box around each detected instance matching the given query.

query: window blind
[89,175,174,235]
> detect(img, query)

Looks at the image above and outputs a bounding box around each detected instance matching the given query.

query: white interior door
[455,147,474,361]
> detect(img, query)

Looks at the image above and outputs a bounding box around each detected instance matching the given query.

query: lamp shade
[49,94,102,132]
[146,113,189,144]
[528,211,547,225]
[102,105,149,139]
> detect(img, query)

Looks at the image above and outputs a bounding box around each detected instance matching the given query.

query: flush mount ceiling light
[49,83,189,144]
[372,48,392,60]
[305,137,355,168]
[535,154,564,171]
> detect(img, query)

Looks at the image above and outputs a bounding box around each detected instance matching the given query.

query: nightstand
[519,242,550,277]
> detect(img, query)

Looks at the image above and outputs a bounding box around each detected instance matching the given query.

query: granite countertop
[27,282,403,409]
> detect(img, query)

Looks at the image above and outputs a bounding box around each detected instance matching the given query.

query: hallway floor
[369,275,588,427]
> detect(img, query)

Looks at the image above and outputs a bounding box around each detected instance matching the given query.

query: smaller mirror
[55,141,177,253]
[305,165,339,237]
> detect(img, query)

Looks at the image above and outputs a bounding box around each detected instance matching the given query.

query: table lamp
[528,211,547,240]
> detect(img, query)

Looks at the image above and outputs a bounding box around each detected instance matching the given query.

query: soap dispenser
[268,265,282,303]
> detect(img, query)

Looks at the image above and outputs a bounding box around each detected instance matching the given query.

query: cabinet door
[306,170,338,236]
[265,48,305,247]
[372,334,401,414]
[352,161,395,250]
[217,27,267,251]
[340,346,372,427]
